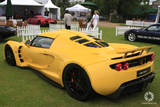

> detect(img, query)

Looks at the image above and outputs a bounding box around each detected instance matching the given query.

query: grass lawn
[0,27,159,107]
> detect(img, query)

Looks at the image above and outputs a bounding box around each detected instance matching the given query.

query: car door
[22,36,54,68]
[137,26,158,40]
[30,17,38,24]
[152,26,160,41]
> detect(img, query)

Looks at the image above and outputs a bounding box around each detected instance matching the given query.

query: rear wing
[117,45,155,58]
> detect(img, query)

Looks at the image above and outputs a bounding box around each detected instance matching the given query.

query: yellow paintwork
[3,29,155,96]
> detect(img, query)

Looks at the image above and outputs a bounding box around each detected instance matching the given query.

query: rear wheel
[5,45,16,66]
[128,32,137,42]
[63,64,94,101]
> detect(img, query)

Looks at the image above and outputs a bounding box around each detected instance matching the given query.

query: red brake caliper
[71,72,76,88]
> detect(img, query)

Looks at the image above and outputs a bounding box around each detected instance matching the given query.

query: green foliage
[84,0,150,20]
[70,1,83,7]
[53,0,70,19]
[111,15,125,23]
[116,0,149,19]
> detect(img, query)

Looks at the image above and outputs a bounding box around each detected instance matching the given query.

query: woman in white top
[91,10,99,29]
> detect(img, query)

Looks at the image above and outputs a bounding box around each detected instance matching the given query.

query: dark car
[99,16,107,21]
[0,25,16,42]
[124,24,160,42]
[27,15,57,26]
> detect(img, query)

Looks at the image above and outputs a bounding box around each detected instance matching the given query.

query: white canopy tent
[0,0,44,16]
[44,0,60,20]
[155,5,160,23]
[66,4,91,19]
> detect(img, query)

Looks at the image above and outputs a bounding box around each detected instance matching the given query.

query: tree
[116,0,149,19]
[53,0,70,19]
[98,0,118,16]
[51,0,57,4]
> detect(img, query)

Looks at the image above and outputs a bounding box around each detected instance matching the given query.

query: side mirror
[144,28,148,31]
[25,40,31,47]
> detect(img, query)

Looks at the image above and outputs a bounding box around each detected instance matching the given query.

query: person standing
[86,12,92,30]
[31,9,35,18]
[64,10,73,30]
[91,10,99,29]
[24,8,28,20]
[44,9,49,16]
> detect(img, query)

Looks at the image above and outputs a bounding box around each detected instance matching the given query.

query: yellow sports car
[4,29,155,101]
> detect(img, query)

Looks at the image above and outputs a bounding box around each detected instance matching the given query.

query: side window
[31,36,54,48]
[148,26,159,31]
[33,17,38,19]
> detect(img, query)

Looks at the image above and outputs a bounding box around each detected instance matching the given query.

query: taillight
[150,54,155,61]
[123,62,129,70]
[116,63,122,71]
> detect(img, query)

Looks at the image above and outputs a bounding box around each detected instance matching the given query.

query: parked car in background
[124,24,160,42]
[0,25,16,42]
[99,16,107,21]
[27,15,57,26]
[4,29,155,101]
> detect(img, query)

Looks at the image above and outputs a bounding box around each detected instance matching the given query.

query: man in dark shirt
[24,8,28,20]
[44,9,49,16]
[31,9,35,18]
[86,12,92,30]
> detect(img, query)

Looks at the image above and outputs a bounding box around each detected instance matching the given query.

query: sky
[33,0,157,5]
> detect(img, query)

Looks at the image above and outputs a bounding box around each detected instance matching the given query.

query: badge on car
[137,67,150,77]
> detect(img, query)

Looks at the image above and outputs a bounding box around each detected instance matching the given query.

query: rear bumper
[106,72,155,99]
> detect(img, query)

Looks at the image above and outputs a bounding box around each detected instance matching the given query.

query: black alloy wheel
[63,64,94,101]
[5,45,16,66]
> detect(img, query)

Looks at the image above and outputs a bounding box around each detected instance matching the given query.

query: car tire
[63,64,94,101]
[5,45,16,66]
[38,20,42,26]
[127,32,137,42]
[0,35,2,42]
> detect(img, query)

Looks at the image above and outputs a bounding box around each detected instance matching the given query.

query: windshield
[42,16,50,19]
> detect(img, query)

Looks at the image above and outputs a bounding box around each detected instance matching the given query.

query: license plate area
[137,67,150,77]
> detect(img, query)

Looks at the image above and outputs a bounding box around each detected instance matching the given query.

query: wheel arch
[3,41,26,66]
[60,62,92,88]
[127,31,137,42]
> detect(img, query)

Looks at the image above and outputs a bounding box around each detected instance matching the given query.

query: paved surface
[58,21,120,28]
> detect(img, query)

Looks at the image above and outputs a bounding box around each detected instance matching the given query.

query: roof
[44,0,59,9]
[66,4,91,12]
[0,0,44,6]
[38,29,98,41]
[38,29,109,48]
[148,23,160,26]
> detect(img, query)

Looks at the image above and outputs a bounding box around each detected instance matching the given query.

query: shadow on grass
[135,39,160,45]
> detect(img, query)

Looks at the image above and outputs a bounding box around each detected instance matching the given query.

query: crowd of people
[13,8,37,20]
[13,8,99,30]
[64,10,99,30]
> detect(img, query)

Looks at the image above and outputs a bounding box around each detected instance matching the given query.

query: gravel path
[58,21,120,28]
